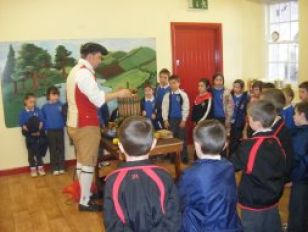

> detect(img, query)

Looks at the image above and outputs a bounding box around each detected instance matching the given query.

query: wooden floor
[0,160,290,232]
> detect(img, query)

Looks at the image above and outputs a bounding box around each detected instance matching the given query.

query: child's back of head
[118,116,154,158]
[260,88,286,114]
[193,119,226,157]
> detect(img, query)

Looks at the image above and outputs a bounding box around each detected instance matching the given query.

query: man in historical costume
[66,42,131,211]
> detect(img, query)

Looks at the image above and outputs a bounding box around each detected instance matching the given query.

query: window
[267,0,299,83]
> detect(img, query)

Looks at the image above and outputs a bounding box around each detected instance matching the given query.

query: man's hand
[22,125,28,131]
[179,120,186,128]
[117,89,132,98]
[164,121,169,129]
[142,111,146,116]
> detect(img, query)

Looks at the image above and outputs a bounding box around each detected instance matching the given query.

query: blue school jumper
[155,85,170,128]
[41,101,65,130]
[19,107,43,126]
[141,97,159,129]
[231,92,249,129]
[169,93,183,120]
[212,88,225,119]
[282,105,296,130]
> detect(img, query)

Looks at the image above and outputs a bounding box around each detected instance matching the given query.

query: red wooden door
[171,22,223,142]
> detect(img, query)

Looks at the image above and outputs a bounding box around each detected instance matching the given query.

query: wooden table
[99,137,183,179]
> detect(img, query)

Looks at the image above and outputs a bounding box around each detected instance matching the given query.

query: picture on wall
[0,38,157,128]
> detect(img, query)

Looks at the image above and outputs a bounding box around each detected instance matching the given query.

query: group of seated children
[104,90,308,231]
[19,86,65,177]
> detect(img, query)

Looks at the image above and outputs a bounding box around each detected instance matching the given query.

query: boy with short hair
[162,75,190,163]
[155,68,171,129]
[103,116,181,232]
[282,87,296,130]
[178,120,242,232]
[141,83,158,128]
[42,86,65,175]
[19,93,47,177]
[299,81,308,103]
[261,89,294,181]
[231,100,286,232]
[230,79,249,154]
[287,102,308,232]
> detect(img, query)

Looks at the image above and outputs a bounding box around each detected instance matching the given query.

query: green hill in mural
[119,47,156,71]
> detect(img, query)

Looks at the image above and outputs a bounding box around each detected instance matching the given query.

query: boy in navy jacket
[103,116,181,232]
[231,100,286,232]
[42,86,65,175]
[19,93,47,177]
[155,68,171,129]
[178,120,242,232]
[288,102,308,232]
[162,75,190,163]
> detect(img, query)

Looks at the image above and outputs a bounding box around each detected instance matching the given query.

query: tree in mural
[16,43,52,90]
[54,45,76,77]
[2,45,16,85]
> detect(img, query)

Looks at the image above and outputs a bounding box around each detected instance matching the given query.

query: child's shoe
[53,170,60,176]
[38,166,46,176]
[30,167,38,177]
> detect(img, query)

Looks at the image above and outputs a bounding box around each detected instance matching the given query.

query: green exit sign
[189,0,208,9]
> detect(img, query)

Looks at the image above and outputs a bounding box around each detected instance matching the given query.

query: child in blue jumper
[178,120,242,232]
[141,83,158,129]
[42,86,65,175]
[230,79,249,155]
[155,68,171,129]
[282,87,296,130]
[288,102,308,232]
[211,73,234,136]
[162,75,190,163]
[19,93,47,177]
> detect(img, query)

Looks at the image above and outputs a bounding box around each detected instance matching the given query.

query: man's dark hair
[46,86,60,100]
[118,116,154,156]
[233,79,245,89]
[24,92,36,101]
[261,88,286,113]
[159,68,170,77]
[299,81,308,92]
[169,75,180,82]
[248,100,276,128]
[80,42,108,58]
[212,73,224,84]
[193,120,226,155]
[252,80,263,90]
[295,102,308,121]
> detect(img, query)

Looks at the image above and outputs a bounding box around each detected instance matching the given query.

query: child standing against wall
[42,86,65,175]
[19,93,47,177]
[141,83,158,128]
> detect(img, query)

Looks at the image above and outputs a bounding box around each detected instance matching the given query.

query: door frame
[170,22,224,75]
